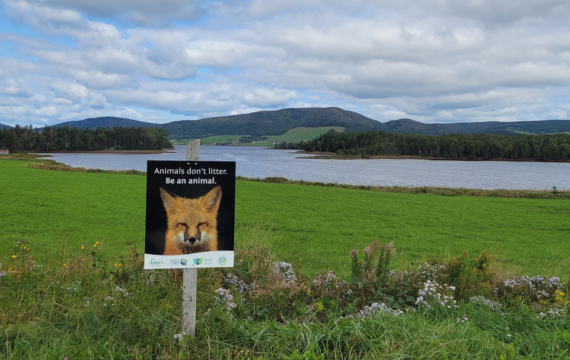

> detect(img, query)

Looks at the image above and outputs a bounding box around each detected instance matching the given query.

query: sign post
[143,139,235,338]
[184,139,200,337]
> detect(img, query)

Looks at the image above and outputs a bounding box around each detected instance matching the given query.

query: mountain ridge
[6,107,570,137]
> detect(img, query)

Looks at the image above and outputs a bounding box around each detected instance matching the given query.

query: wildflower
[27,248,30,251]
[350,302,404,319]
[0,271,7,277]
[174,332,186,341]
[81,245,85,250]
[223,273,252,294]
[119,264,122,267]
[11,255,16,259]
[63,263,66,266]
[213,288,237,312]
[114,263,118,267]
[62,249,65,252]
[272,262,296,282]
[470,296,503,313]
[93,244,97,247]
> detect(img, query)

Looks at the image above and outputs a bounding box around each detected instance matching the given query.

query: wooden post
[183,139,200,336]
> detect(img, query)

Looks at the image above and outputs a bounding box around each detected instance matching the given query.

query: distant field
[265,126,345,143]
[1,158,569,277]
[171,126,345,146]
[511,129,570,135]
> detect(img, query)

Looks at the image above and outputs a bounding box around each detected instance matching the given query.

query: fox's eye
[178,223,187,228]
[198,222,206,227]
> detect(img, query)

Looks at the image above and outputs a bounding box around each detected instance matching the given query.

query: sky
[1,0,570,127]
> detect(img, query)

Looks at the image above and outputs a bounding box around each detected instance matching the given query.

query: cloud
[0,0,569,127]
[18,0,204,26]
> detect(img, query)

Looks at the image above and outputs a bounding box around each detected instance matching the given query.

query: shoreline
[296,151,570,163]
[28,148,176,155]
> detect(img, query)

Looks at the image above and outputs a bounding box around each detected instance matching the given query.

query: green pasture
[264,126,345,143]
[171,126,345,146]
[1,158,569,277]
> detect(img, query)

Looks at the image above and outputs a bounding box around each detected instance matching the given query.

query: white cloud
[0,0,569,127]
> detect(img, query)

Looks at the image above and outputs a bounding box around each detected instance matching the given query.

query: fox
[159,186,222,255]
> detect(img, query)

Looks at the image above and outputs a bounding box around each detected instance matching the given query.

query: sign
[144,160,235,269]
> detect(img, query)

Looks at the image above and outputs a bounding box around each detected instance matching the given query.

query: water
[39,145,570,190]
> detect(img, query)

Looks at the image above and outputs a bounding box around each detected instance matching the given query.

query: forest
[276,131,570,161]
[0,125,172,152]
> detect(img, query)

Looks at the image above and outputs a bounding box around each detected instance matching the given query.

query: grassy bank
[1,157,570,276]
[2,228,569,359]
[2,156,570,359]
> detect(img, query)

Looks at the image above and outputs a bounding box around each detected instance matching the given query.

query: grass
[2,156,570,359]
[1,224,570,359]
[1,157,570,277]
[170,127,345,146]
[264,127,345,143]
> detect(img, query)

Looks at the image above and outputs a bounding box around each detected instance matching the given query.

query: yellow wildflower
[93,244,97,247]
[81,245,85,250]
[63,263,67,266]
[119,264,122,267]
[11,255,16,259]
[114,263,118,267]
[96,241,100,245]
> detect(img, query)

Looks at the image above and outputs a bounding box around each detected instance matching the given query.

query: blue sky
[0,0,569,127]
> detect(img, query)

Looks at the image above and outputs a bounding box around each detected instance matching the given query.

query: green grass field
[171,126,345,146]
[264,126,345,143]
[3,157,570,359]
[1,158,569,277]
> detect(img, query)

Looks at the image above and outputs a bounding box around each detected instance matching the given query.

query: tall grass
[2,227,569,359]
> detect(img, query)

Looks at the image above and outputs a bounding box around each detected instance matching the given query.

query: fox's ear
[160,187,179,212]
[200,186,222,213]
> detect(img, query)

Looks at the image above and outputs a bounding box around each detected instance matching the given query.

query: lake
[40,145,570,190]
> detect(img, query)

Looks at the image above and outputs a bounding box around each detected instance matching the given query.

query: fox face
[160,186,222,255]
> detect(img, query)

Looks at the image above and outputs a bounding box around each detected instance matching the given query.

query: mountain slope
[46,108,570,138]
[380,119,570,135]
[54,117,159,129]
[162,107,383,139]
[0,123,12,130]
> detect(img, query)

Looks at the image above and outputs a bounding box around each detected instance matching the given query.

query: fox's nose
[188,236,197,244]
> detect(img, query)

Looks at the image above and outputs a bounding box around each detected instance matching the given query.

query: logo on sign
[193,258,203,266]
[218,256,227,265]
[180,259,187,266]
[148,258,165,267]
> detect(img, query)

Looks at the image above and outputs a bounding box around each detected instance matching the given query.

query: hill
[382,118,570,135]
[162,107,381,140]
[0,123,12,130]
[54,116,159,129]
[46,108,570,138]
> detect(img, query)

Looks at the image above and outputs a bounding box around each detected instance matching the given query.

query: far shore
[27,148,176,155]
[296,151,570,163]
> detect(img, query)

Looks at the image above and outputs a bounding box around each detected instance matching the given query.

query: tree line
[276,131,570,161]
[0,125,172,152]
